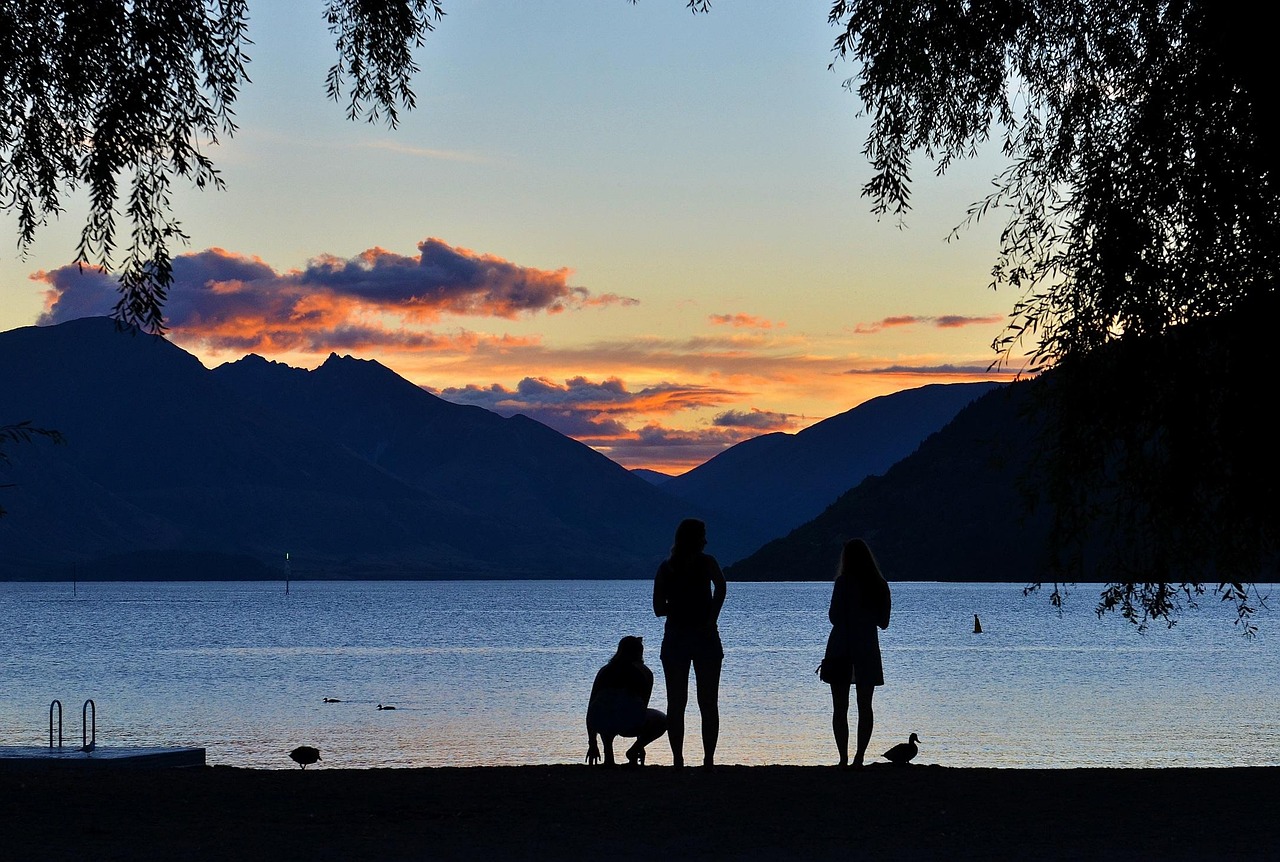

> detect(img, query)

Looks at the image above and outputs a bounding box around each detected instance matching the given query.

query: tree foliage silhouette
[0,0,443,333]
[830,0,1276,629]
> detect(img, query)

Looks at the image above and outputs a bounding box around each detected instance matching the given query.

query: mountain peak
[217,353,283,370]
[314,351,428,394]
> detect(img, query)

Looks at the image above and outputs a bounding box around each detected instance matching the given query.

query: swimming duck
[323,697,342,703]
[289,745,321,769]
[377,704,396,710]
[882,733,920,765]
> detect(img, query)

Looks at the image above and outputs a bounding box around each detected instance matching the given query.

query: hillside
[726,382,1052,581]
[0,319,732,579]
[662,382,1002,557]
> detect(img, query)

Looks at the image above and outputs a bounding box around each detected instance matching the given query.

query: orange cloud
[35,240,636,353]
[592,423,771,473]
[437,376,744,420]
[709,312,784,329]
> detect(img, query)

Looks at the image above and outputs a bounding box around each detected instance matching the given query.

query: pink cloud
[852,314,1004,334]
[596,423,763,472]
[709,312,784,329]
[436,376,744,421]
[35,240,636,353]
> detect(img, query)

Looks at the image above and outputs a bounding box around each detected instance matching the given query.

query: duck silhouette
[289,745,321,769]
[377,704,396,710]
[882,733,920,765]
[323,697,342,703]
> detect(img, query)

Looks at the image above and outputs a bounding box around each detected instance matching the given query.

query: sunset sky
[1,2,1024,473]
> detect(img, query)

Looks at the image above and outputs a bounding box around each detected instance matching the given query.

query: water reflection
[0,580,1275,769]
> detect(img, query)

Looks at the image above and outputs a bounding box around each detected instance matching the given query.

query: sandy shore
[3,764,1277,860]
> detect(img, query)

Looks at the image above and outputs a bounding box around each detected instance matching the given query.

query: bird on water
[323,697,342,703]
[882,733,920,765]
[377,704,396,710]
[289,746,321,769]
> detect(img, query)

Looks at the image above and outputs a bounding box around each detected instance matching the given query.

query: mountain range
[726,381,1052,581]
[659,381,1001,544]
[1,318,1003,580]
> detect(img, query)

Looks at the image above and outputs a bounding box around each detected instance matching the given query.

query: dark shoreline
[4,764,1276,861]
[2,576,1051,582]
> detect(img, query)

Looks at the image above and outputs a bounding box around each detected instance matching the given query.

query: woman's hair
[615,635,644,662]
[838,538,886,587]
[670,518,707,560]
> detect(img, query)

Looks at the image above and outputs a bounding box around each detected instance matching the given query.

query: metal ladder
[47,699,96,752]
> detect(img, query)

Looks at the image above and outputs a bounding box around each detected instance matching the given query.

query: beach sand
[3,764,1276,860]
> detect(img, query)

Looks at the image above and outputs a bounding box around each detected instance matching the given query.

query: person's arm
[829,575,846,626]
[653,562,668,618]
[709,555,727,622]
[585,669,603,764]
[640,664,654,706]
[878,583,892,631]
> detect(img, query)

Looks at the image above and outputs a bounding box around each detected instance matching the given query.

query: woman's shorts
[660,626,724,667]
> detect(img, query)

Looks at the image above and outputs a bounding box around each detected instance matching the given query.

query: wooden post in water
[285,552,291,595]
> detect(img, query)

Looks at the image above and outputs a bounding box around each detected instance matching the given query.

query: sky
[1,1,1024,474]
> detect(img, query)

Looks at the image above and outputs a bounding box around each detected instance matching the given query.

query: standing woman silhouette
[653,518,727,768]
[822,538,891,768]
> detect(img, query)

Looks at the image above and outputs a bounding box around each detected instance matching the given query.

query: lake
[1,580,1276,769]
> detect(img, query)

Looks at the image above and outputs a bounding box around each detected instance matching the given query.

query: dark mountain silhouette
[726,381,1052,581]
[661,382,1002,558]
[0,318,734,580]
[630,469,673,486]
[212,350,746,574]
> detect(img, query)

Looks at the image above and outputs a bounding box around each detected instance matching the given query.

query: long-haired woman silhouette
[821,538,891,768]
[652,518,727,768]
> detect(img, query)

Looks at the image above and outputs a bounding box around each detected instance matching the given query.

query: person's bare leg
[831,682,850,767]
[693,654,721,767]
[853,683,875,767]
[662,656,690,768]
[626,709,668,765]
[603,732,617,767]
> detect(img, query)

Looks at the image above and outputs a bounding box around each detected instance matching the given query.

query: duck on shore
[882,733,920,765]
[289,746,321,769]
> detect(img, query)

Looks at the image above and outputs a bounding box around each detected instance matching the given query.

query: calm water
[1,580,1276,769]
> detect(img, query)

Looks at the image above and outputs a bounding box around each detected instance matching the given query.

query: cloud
[851,314,1004,334]
[845,362,1016,375]
[709,312,784,329]
[436,374,814,472]
[357,140,488,163]
[435,376,780,471]
[594,423,763,472]
[711,409,799,431]
[35,240,636,353]
[437,376,744,423]
[934,314,1004,328]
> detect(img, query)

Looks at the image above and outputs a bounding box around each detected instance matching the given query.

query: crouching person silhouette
[586,635,668,767]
